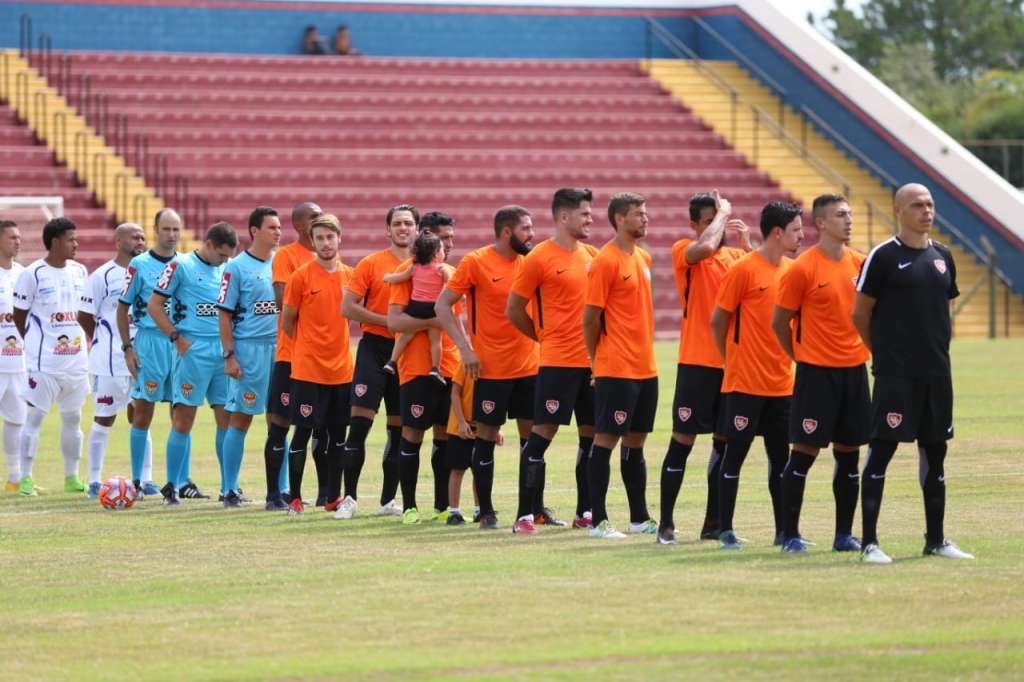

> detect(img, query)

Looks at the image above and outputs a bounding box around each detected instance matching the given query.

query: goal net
[0,196,64,264]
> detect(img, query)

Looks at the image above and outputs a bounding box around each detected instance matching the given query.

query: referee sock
[832,448,860,537]
[861,439,897,546]
[312,429,329,501]
[704,438,725,525]
[381,425,401,506]
[176,434,193,488]
[659,439,693,529]
[517,432,551,519]
[3,421,21,483]
[222,426,246,494]
[344,416,372,500]
[288,426,313,503]
[575,436,593,517]
[919,441,947,547]
[620,446,650,524]
[264,423,288,499]
[166,429,189,488]
[471,439,497,516]
[431,439,449,513]
[398,437,422,511]
[215,428,227,494]
[781,450,815,540]
[718,436,752,532]
[129,426,149,482]
[87,423,112,484]
[588,444,612,526]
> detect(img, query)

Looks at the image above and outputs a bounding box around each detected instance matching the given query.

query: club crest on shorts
[678,406,692,422]
[27,376,36,390]
[280,392,290,406]
[145,380,158,394]
[613,410,627,425]
[545,399,559,415]
[802,418,818,434]
[733,415,749,431]
[886,412,903,429]
[299,403,313,418]
[410,404,424,418]
[933,259,947,274]
[181,383,194,398]
[354,383,367,397]
[243,392,257,407]
[481,400,495,415]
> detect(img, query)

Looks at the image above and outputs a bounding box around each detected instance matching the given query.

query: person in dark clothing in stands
[334,25,362,56]
[303,26,328,55]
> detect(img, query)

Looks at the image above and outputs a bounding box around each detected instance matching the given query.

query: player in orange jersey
[657,190,752,545]
[582,192,658,539]
[771,194,870,554]
[436,205,538,530]
[710,201,803,550]
[507,188,599,533]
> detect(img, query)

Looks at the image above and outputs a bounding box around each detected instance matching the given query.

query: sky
[778,0,866,26]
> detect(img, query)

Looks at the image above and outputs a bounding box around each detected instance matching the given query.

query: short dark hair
[42,217,76,250]
[411,232,443,266]
[386,204,420,227]
[420,211,454,233]
[607,192,645,231]
[759,201,802,239]
[0,219,16,233]
[811,194,848,222]
[689,193,717,223]
[205,221,238,249]
[248,206,278,238]
[551,188,593,219]
[494,205,530,238]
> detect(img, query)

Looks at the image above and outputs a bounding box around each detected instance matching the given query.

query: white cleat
[627,519,658,535]
[924,539,975,560]
[861,543,893,564]
[333,495,358,520]
[376,499,403,517]
[589,520,627,539]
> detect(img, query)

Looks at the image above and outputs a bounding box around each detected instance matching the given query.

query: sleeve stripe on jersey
[855,237,896,293]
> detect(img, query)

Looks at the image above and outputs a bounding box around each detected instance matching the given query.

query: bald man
[852,183,973,563]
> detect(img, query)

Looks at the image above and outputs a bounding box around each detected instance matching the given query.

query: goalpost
[0,196,64,263]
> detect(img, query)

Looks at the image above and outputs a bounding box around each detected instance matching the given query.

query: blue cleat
[782,537,808,554]
[719,529,742,550]
[142,481,161,496]
[86,482,101,499]
[832,534,863,552]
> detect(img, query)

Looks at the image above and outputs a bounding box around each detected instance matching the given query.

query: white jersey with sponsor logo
[14,259,89,374]
[0,262,26,373]
[80,260,133,377]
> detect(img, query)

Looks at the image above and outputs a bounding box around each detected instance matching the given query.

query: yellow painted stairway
[645,59,1024,339]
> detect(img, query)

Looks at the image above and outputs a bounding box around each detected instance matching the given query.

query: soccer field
[1,340,1022,680]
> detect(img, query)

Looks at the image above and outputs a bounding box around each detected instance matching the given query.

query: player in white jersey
[13,217,90,496]
[0,220,27,492]
[78,223,152,498]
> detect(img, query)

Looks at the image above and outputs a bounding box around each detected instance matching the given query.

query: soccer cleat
[512,517,537,535]
[377,499,403,517]
[333,496,359,520]
[535,507,568,527]
[923,538,975,560]
[86,482,101,499]
[178,480,210,499]
[572,512,593,529]
[699,517,721,540]
[657,525,678,545]
[428,368,446,386]
[589,520,626,539]
[782,537,808,554]
[402,507,420,525]
[140,481,159,496]
[323,497,343,513]
[861,543,893,564]
[478,512,501,530]
[381,360,397,375]
[832,534,863,552]
[18,476,38,497]
[287,498,305,515]
[223,490,243,508]
[5,480,19,492]
[446,510,466,526]
[472,509,481,523]
[719,530,742,550]
[431,508,449,523]
[265,496,288,511]
[628,519,658,535]
[64,475,86,493]
[160,482,180,507]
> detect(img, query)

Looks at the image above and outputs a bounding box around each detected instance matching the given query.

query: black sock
[718,434,752,532]
[861,439,898,546]
[327,432,346,502]
[288,427,313,502]
[575,436,593,517]
[919,441,947,547]
[381,425,401,505]
[588,444,612,526]
[431,439,449,512]
[620,446,650,524]
[704,438,725,525]
[343,416,372,500]
[398,437,422,511]
[517,432,551,519]
[471,439,497,516]
[764,433,789,538]
[659,439,693,528]
[264,423,288,499]
[782,450,816,539]
[832,448,860,536]
[312,428,329,500]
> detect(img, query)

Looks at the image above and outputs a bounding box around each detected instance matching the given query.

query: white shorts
[91,375,132,418]
[24,371,90,414]
[0,372,27,424]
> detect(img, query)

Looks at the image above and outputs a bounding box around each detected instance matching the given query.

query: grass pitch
[1,340,1022,680]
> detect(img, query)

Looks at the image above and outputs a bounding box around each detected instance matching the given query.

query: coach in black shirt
[852,183,974,564]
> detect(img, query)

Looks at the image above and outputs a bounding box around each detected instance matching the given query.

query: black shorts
[289,379,351,430]
[725,392,790,440]
[594,377,658,436]
[267,361,293,419]
[406,300,436,319]
[532,366,595,426]
[473,375,536,426]
[400,375,453,432]
[871,375,953,442]
[446,435,474,471]
[350,332,400,416]
[790,362,870,448]
[672,364,725,435]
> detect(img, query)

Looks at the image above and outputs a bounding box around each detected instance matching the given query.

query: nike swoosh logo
[723,473,739,479]
[272,446,284,452]
[870,474,886,480]
[898,262,912,270]
[792,471,807,478]
[817,282,829,288]
[666,467,684,473]
[400,451,418,457]
[758,286,769,291]
[491,277,503,282]
[848,473,860,479]
[556,269,568,275]
[479,460,493,466]
[623,275,632,281]
[310,289,322,295]
[527,457,544,463]
[947,426,954,433]
[937,476,945,482]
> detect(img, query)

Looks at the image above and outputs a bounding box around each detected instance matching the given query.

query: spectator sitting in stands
[334,25,362,56]
[303,26,328,55]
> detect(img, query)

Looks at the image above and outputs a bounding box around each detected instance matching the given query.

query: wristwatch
[222,349,235,360]
[121,342,133,352]
[169,331,180,343]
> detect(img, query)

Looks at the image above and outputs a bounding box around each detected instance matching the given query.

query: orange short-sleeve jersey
[388,259,462,384]
[776,246,869,368]
[346,248,404,339]
[271,241,316,363]
[284,259,353,385]
[715,251,793,396]
[446,364,476,438]
[672,239,746,368]
[585,241,657,380]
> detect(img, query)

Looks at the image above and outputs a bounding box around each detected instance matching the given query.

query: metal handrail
[19,15,31,60]
[14,72,28,123]
[133,193,149,227]
[92,152,108,203]
[32,90,47,140]
[53,110,67,162]
[0,51,8,101]
[113,172,128,220]
[37,33,51,80]
[800,105,899,187]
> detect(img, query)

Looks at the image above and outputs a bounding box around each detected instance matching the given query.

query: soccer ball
[98,476,138,510]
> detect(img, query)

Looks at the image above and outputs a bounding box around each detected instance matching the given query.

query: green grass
[1,340,1022,680]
